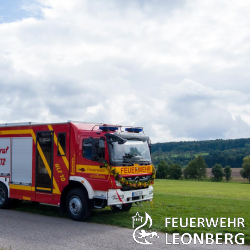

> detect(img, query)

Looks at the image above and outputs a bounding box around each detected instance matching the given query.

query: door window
[36,132,53,192]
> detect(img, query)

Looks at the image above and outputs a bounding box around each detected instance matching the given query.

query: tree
[240,156,250,182]
[169,163,182,180]
[156,160,168,179]
[196,155,207,180]
[211,164,224,182]
[184,155,207,180]
[183,167,188,179]
[224,165,232,182]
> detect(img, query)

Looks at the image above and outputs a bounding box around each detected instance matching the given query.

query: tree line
[152,138,250,153]
[151,140,250,168]
[156,155,250,182]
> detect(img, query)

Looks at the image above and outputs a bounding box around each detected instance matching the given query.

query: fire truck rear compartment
[0,138,32,185]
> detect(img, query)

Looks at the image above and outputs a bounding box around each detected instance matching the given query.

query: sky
[1,0,250,143]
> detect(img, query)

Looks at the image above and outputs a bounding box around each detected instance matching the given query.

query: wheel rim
[0,188,5,205]
[69,196,82,215]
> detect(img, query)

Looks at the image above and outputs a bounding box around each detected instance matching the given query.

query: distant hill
[151,138,250,168]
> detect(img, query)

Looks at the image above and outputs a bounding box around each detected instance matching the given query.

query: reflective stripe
[10,184,35,191]
[0,129,36,143]
[48,125,69,170]
[36,187,51,191]
[76,164,153,175]
[0,128,61,194]
[37,142,52,177]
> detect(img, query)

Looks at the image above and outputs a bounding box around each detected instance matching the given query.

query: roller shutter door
[11,138,33,184]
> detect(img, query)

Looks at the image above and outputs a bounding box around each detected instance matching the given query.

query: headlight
[149,190,153,195]
[111,195,124,200]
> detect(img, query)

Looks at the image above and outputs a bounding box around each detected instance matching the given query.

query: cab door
[35,131,53,193]
[77,135,108,191]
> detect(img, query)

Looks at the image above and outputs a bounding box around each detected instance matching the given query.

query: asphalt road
[0,210,249,250]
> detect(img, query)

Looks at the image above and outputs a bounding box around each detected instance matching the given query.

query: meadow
[12,179,250,244]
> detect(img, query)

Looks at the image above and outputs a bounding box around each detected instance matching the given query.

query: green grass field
[12,180,250,244]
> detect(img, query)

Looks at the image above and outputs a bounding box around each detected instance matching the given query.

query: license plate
[132,191,142,197]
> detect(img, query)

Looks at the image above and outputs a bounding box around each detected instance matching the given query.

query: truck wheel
[66,188,91,221]
[0,183,10,209]
[111,203,132,212]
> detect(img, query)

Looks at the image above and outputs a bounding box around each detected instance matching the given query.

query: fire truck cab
[0,122,154,221]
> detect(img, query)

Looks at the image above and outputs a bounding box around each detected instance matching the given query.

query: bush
[156,160,169,179]
[183,155,207,180]
[211,164,224,182]
[169,163,182,180]
[224,165,232,182]
[240,156,250,182]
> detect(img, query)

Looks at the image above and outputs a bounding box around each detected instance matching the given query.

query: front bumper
[107,186,153,206]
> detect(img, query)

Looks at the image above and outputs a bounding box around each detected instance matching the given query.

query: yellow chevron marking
[37,140,61,194]
[37,142,52,177]
[48,125,69,170]
[0,129,36,143]
[0,128,61,194]
[53,178,60,194]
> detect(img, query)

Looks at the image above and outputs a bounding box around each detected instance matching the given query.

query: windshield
[109,140,151,166]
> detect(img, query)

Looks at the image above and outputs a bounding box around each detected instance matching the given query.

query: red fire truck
[0,122,154,221]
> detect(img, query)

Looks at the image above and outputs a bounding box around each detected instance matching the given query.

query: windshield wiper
[139,159,151,165]
[122,159,134,166]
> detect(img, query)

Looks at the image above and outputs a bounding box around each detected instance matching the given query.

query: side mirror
[118,139,127,144]
[148,139,152,155]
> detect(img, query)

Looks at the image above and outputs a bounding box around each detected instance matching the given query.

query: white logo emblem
[135,176,140,183]
[132,212,159,245]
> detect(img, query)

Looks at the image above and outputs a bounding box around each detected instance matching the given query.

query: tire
[0,183,10,209]
[66,188,91,221]
[111,203,132,212]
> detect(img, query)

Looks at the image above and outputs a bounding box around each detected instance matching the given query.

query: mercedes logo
[135,176,140,183]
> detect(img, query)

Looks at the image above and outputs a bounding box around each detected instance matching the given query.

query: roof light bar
[99,126,118,132]
[125,128,142,133]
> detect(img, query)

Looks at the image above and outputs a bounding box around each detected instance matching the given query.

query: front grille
[121,175,152,191]
[121,186,148,191]
[124,175,151,182]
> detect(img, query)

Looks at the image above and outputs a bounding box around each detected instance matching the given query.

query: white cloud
[1,0,250,142]
[156,79,250,141]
